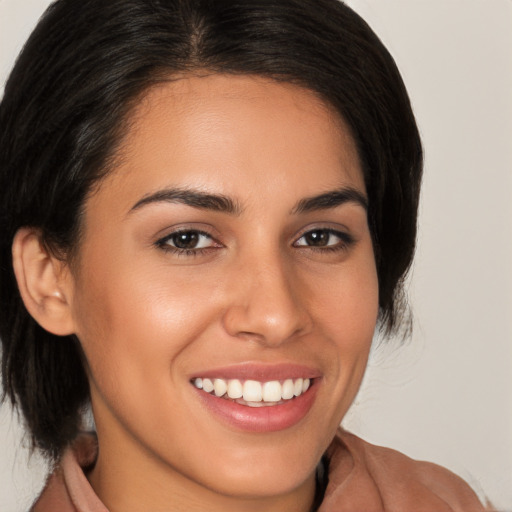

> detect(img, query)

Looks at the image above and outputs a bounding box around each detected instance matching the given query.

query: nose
[222,252,312,346]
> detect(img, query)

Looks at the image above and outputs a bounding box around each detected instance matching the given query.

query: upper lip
[190,362,322,382]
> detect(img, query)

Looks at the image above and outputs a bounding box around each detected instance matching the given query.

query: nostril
[220,259,313,345]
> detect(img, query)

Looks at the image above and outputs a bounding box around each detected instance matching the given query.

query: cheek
[69,250,222,397]
[310,249,379,346]
[306,245,379,407]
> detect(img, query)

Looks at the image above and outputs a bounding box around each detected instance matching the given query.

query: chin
[181,429,324,499]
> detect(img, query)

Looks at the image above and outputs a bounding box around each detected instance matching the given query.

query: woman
[0,0,490,510]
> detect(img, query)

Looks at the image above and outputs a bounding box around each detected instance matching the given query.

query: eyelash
[155,229,218,257]
[294,228,355,253]
[155,227,355,257]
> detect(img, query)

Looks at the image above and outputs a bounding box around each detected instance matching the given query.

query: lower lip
[194,382,319,433]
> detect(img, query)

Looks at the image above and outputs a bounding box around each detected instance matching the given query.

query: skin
[56,74,379,511]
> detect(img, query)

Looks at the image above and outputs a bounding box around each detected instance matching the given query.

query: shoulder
[321,429,489,512]
[29,464,76,512]
[30,433,102,512]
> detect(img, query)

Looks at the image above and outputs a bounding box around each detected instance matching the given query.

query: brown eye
[303,230,330,247]
[297,229,339,247]
[158,230,216,252]
[172,231,200,249]
[294,228,354,251]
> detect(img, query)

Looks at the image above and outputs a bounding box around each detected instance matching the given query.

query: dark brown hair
[0,0,422,459]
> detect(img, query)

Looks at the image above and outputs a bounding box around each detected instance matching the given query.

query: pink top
[31,429,489,512]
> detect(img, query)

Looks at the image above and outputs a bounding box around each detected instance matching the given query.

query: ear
[12,227,75,336]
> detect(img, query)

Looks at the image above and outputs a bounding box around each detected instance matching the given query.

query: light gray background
[1,0,511,510]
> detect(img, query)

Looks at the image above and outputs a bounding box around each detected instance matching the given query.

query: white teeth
[227,379,243,399]
[294,378,303,397]
[282,379,295,400]
[262,381,282,402]
[236,398,281,408]
[245,400,267,408]
[243,380,262,402]
[193,377,313,404]
[202,378,214,393]
[213,378,227,397]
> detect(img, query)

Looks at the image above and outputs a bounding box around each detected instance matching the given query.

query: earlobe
[12,227,76,336]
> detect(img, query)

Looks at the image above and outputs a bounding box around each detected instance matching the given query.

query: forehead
[93,73,364,211]
[131,73,340,131]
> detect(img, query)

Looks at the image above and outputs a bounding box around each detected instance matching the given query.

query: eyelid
[154,222,220,241]
[292,223,353,242]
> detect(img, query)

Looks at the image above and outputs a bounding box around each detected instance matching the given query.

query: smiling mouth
[192,377,312,407]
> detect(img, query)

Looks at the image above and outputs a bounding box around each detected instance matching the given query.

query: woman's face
[66,74,379,507]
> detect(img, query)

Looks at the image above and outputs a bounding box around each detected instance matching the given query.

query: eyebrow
[129,185,367,216]
[291,187,368,214]
[129,188,243,215]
